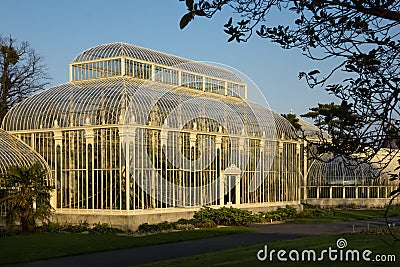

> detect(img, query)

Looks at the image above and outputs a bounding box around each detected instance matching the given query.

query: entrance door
[220,164,241,205]
[224,175,236,205]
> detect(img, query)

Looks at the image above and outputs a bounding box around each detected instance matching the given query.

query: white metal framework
[0,129,49,177]
[2,43,303,211]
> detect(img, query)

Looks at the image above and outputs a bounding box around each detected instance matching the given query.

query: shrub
[137,221,176,233]
[44,221,90,233]
[175,223,196,230]
[157,221,175,231]
[297,210,312,218]
[337,203,358,209]
[176,218,196,225]
[137,223,153,233]
[308,207,335,217]
[193,206,258,226]
[45,222,61,232]
[66,221,90,233]
[194,219,217,229]
[258,206,299,222]
[45,221,121,234]
[89,222,123,234]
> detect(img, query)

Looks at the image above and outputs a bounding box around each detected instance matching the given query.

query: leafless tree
[0,35,49,122]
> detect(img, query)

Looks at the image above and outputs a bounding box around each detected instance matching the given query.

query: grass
[0,226,252,265]
[291,208,400,223]
[139,232,400,267]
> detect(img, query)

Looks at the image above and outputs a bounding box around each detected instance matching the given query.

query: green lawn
[0,226,252,265]
[291,208,400,223]
[139,233,400,267]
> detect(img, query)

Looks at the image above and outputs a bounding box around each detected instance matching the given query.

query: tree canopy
[281,113,302,131]
[301,101,364,157]
[0,36,49,122]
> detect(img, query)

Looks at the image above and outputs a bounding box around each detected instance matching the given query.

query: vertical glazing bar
[172,132,175,207]
[151,64,155,81]
[85,141,89,209]
[60,139,63,209]
[69,65,73,81]
[119,137,123,210]
[110,130,113,209]
[164,144,167,207]
[224,81,228,96]
[68,133,72,208]
[92,138,95,209]
[189,140,192,206]
[132,140,135,210]
[77,133,80,209]
[141,130,145,209]
[121,57,126,76]
[124,141,129,210]
[100,131,104,209]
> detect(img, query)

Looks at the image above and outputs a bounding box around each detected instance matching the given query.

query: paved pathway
[12,217,399,267]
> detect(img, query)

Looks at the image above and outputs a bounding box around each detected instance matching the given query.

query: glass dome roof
[0,129,49,175]
[297,118,329,139]
[2,77,296,139]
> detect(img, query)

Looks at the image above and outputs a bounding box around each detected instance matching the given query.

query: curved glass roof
[307,154,388,186]
[372,149,400,174]
[298,118,329,139]
[2,77,296,139]
[0,129,49,175]
[72,42,243,83]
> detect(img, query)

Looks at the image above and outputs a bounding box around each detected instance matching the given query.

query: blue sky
[2,0,337,115]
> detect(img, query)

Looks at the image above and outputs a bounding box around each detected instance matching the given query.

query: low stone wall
[52,201,302,230]
[52,209,197,231]
[304,198,400,208]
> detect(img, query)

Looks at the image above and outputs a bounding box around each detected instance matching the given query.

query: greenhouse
[304,152,398,207]
[0,129,50,218]
[1,42,397,228]
[1,42,303,215]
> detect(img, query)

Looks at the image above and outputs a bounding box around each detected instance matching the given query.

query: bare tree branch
[0,36,49,122]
